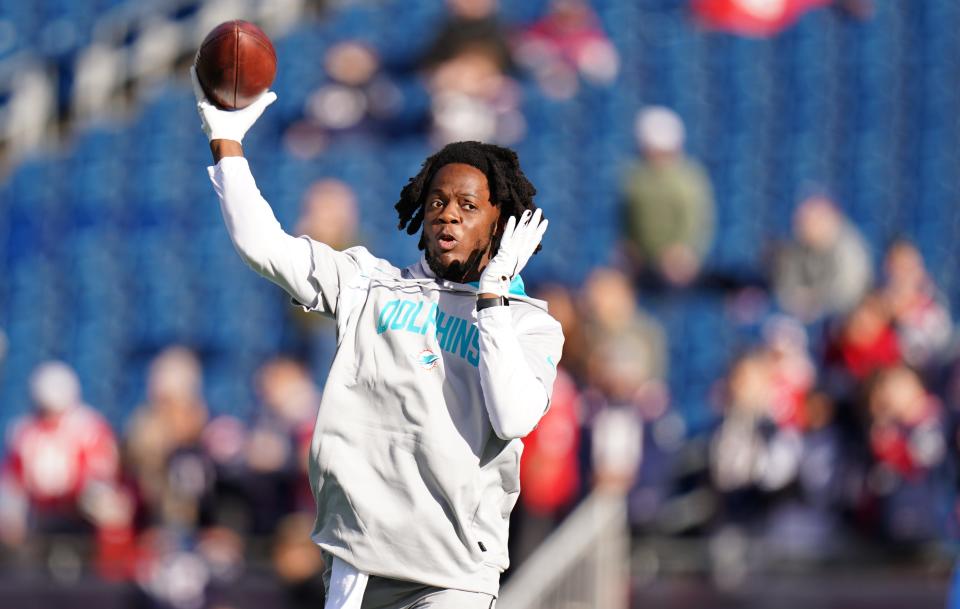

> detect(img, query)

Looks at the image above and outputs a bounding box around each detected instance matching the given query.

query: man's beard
[423,222,501,283]
[425,246,487,283]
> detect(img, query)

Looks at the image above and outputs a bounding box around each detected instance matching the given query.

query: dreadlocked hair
[394,141,539,253]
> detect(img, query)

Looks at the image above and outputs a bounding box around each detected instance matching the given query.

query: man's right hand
[190,65,277,144]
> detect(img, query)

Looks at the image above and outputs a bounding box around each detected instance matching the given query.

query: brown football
[194,20,276,110]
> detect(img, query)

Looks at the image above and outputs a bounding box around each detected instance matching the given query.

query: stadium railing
[498,490,630,609]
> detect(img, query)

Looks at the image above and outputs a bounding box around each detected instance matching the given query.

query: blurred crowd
[560,89,957,563]
[284,0,621,156]
[2,0,957,606]
[1,350,323,608]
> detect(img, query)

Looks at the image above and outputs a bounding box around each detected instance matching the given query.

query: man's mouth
[436,232,458,252]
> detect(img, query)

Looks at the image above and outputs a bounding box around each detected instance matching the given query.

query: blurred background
[0,0,958,607]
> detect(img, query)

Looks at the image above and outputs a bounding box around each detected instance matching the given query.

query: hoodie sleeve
[477,305,564,440]
[207,157,362,316]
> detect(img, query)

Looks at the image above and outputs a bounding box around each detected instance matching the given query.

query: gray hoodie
[207,157,563,595]
[300,240,563,596]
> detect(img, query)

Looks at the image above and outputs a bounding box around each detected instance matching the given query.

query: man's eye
[463,203,476,210]
[430,200,443,208]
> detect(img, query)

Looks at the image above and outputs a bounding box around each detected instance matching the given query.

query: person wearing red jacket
[827,293,902,382]
[0,361,120,543]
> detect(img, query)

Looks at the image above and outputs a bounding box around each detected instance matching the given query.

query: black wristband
[476,296,510,311]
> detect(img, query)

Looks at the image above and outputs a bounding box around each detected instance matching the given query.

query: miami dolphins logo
[416,349,441,371]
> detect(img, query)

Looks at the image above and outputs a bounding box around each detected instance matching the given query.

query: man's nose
[438,202,460,223]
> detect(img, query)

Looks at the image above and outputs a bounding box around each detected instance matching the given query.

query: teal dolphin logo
[416,349,441,370]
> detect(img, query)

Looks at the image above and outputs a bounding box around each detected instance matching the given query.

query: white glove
[190,65,277,143]
[479,208,548,297]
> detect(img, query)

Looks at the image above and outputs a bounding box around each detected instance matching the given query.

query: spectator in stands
[424,42,524,146]
[514,0,620,100]
[881,240,952,371]
[774,194,873,322]
[243,358,319,532]
[863,365,948,542]
[285,179,361,378]
[295,179,360,252]
[200,412,248,531]
[763,315,817,429]
[0,362,119,545]
[825,293,902,398]
[622,106,715,288]
[582,267,667,398]
[822,294,905,499]
[286,40,405,158]
[580,268,668,499]
[419,0,513,73]
[710,352,844,554]
[125,347,213,529]
[711,352,790,513]
[589,395,642,495]
[418,0,522,145]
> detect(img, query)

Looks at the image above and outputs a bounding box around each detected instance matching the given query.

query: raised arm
[192,68,318,309]
[207,147,317,307]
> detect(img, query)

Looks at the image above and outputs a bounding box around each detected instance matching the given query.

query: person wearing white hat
[623,106,715,288]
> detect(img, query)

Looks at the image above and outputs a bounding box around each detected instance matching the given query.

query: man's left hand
[479,209,548,297]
